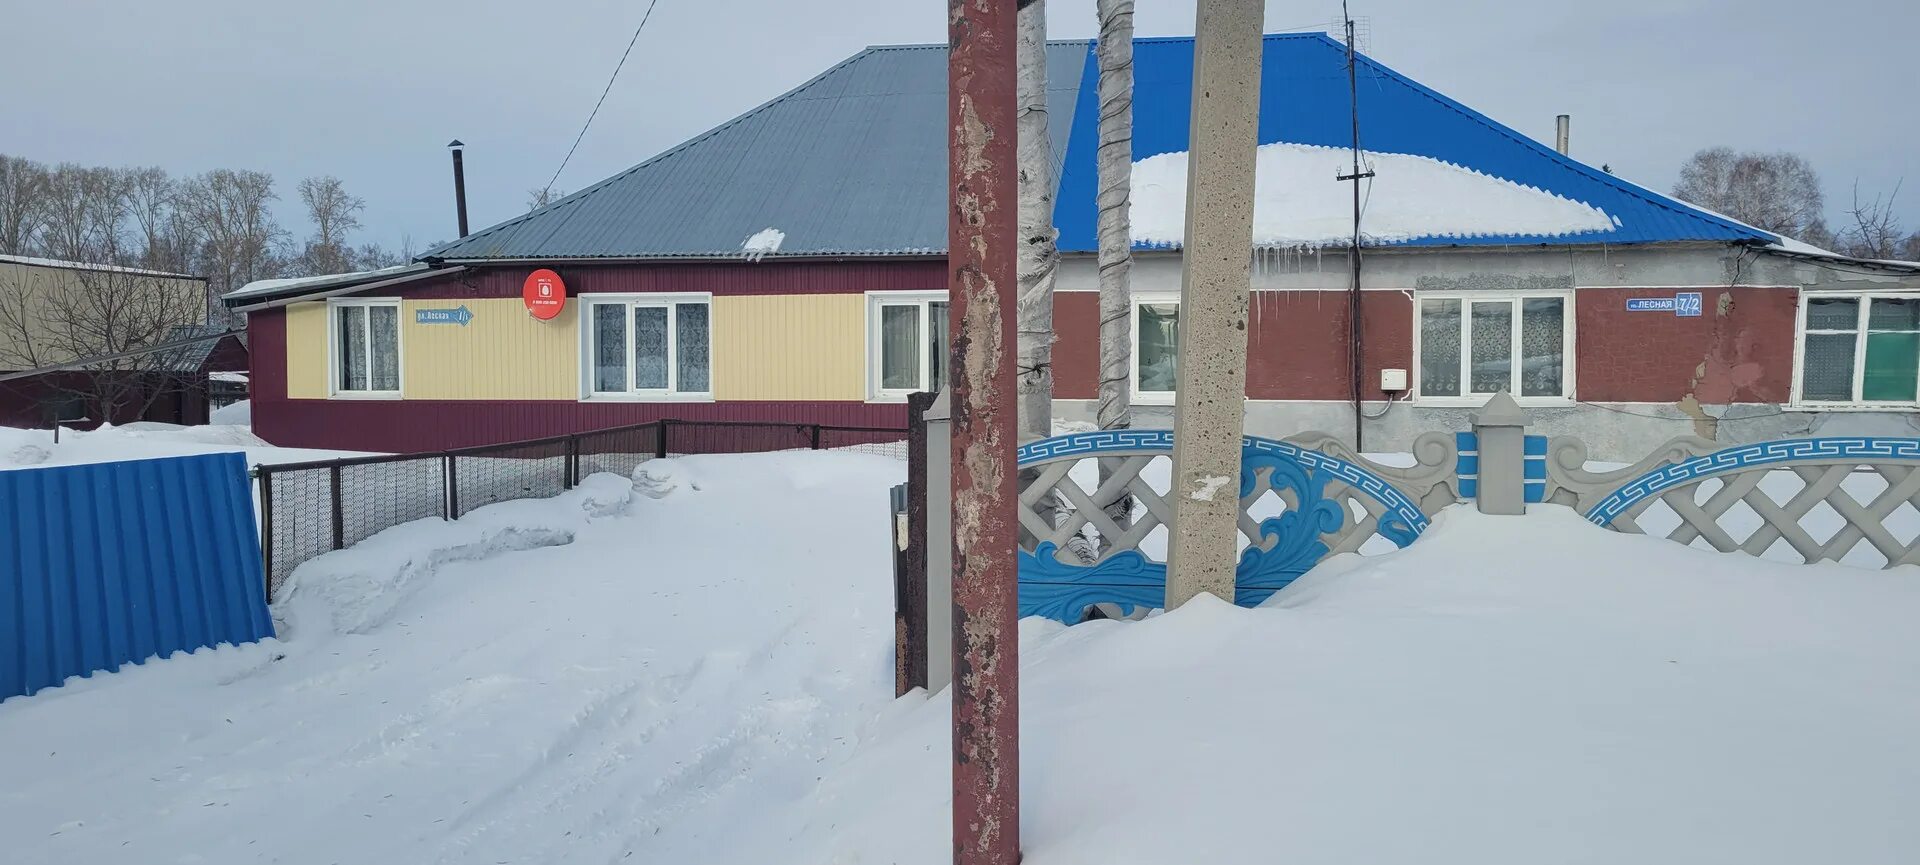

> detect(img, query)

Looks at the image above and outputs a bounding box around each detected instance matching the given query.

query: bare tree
[35,163,130,263]
[526,186,566,212]
[176,169,288,321]
[0,259,206,421]
[0,154,48,256]
[353,242,405,270]
[1094,0,1135,543]
[297,175,365,275]
[122,166,199,274]
[1835,180,1907,260]
[1015,0,1057,446]
[1673,147,1827,241]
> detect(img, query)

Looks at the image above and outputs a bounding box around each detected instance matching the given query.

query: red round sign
[522,269,566,320]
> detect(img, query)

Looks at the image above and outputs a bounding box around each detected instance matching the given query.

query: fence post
[328,464,345,550]
[656,419,672,459]
[257,467,275,601]
[897,393,936,696]
[810,423,824,450]
[564,435,579,490]
[1471,391,1529,516]
[444,454,459,520]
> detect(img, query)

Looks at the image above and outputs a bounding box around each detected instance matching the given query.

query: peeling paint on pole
[949,1,1021,863]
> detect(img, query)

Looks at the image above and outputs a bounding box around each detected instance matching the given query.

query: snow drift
[1130,141,1618,248]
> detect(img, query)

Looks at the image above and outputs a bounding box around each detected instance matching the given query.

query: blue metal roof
[427,33,1769,262]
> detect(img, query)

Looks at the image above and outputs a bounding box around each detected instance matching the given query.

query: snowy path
[1,453,903,865]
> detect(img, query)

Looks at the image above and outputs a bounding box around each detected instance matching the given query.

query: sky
[4,0,1914,253]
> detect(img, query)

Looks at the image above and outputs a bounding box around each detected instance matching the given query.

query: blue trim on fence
[1,452,272,701]
[1456,431,1481,499]
[1584,437,1920,526]
[1015,431,1430,623]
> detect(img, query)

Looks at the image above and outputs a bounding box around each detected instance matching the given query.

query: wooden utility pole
[948,1,1021,862]
[1164,0,1264,609]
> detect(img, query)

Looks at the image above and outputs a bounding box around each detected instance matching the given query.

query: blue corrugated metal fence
[1,452,273,701]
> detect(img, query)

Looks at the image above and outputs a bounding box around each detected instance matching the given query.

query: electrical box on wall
[1380,368,1409,392]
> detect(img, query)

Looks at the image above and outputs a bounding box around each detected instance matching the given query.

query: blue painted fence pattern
[1456,432,1546,503]
[1584,437,1920,526]
[1015,432,1431,622]
[1,452,272,701]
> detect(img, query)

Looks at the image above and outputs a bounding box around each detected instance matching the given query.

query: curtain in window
[881,305,920,390]
[675,303,710,393]
[1136,303,1179,392]
[1419,299,1461,397]
[368,305,399,391]
[1469,301,1513,394]
[1864,298,1920,401]
[633,307,670,390]
[929,301,949,394]
[1802,297,1858,401]
[337,305,368,391]
[593,304,628,392]
[1518,298,1563,397]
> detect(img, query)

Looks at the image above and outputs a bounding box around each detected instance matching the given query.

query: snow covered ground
[5,448,1919,863]
[0,420,361,472]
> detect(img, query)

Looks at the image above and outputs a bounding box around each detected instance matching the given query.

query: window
[1416,293,1570,402]
[331,300,400,396]
[868,293,948,399]
[1797,293,1920,406]
[584,295,711,398]
[1133,298,1181,399]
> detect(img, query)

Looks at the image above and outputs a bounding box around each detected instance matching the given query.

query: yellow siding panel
[402,298,578,400]
[285,302,330,399]
[712,294,866,401]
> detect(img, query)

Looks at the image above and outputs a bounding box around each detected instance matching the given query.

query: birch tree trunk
[1015,0,1056,447]
[1095,0,1135,549]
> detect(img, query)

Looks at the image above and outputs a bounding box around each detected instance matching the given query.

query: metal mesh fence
[261,464,333,597]
[451,437,569,518]
[341,456,446,547]
[820,426,912,460]
[575,422,663,481]
[255,418,907,601]
[661,420,813,456]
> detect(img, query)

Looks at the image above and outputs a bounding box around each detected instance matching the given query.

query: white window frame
[326,298,403,399]
[1411,290,1575,407]
[866,290,948,402]
[578,292,714,402]
[1130,293,1182,405]
[1791,290,1920,410]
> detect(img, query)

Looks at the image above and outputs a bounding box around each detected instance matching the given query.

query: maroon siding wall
[0,371,204,429]
[1575,287,1796,404]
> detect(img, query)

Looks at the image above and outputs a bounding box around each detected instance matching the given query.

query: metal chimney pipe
[1554,115,1570,155]
[448,139,470,238]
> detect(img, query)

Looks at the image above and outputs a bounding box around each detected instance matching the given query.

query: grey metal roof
[423,43,1088,262]
[159,325,232,372]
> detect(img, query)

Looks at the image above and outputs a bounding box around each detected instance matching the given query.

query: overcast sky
[5,0,1913,251]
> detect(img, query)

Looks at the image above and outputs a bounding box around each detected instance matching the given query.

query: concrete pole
[1471,391,1529,516]
[947,2,1021,863]
[1165,0,1263,609]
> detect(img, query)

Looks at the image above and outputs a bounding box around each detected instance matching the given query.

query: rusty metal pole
[948,1,1021,862]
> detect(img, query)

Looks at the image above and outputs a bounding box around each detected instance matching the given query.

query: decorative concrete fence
[1011,429,1460,623]
[897,392,1920,692]
[1545,435,1920,567]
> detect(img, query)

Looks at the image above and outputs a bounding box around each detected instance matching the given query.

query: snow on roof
[224,264,426,301]
[1130,143,1618,249]
[740,228,786,262]
[0,253,201,280]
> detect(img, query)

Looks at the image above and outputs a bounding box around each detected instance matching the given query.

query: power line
[541,0,664,198]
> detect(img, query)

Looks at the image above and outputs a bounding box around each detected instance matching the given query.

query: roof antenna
[1337,0,1376,451]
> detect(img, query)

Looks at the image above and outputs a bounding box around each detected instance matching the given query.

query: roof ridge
[423,46,886,260]
[1340,40,1770,243]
